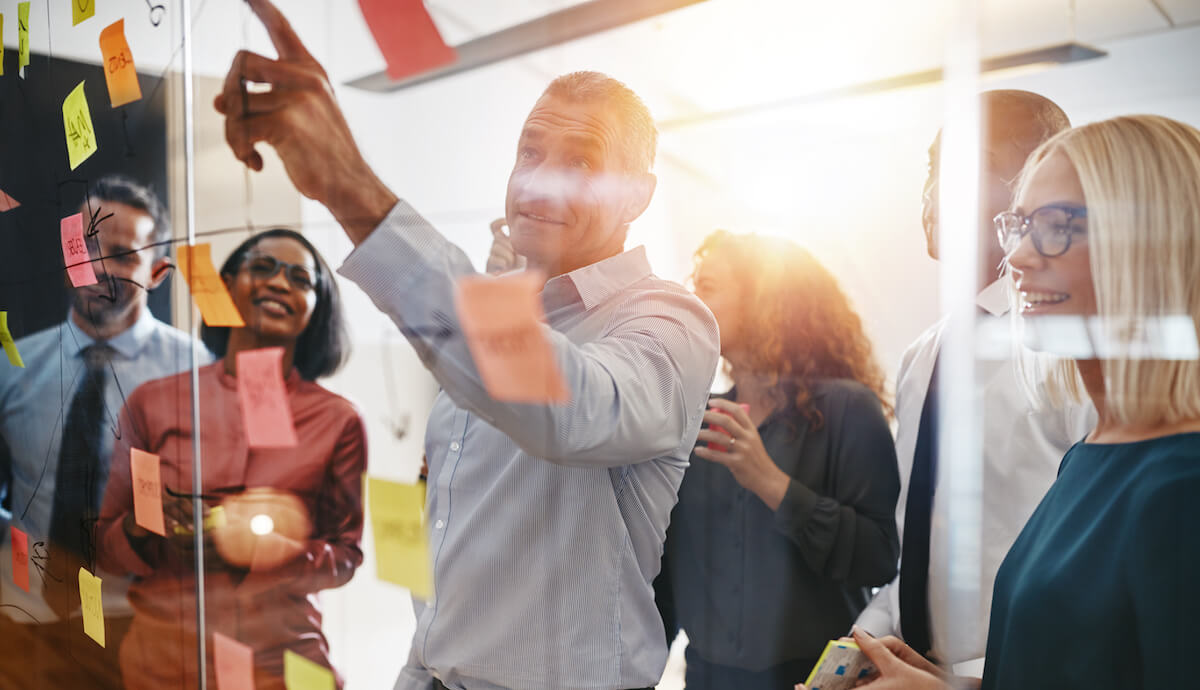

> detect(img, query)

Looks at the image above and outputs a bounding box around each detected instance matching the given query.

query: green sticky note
[0,312,24,368]
[62,81,98,170]
[368,477,433,599]
[18,3,30,72]
[72,0,94,26]
[283,650,334,690]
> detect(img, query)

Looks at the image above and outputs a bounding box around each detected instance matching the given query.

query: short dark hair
[201,229,350,381]
[84,175,171,260]
[542,71,657,173]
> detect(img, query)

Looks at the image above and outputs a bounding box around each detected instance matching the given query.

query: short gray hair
[542,71,657,173]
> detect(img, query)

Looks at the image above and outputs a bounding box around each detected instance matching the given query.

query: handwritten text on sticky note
[0,312,24,368]
[236,347,298,448]
[357,0,457,81]
[368,477,432,599]
[99,20,142,107]
[283,649,335,690]
[79,567,105,647]
[130,449,166,536]
[61,213,98,287]
[455,272,569,403]
[10,527,29,592]
[213,632,255,690]
[72,0,94,25]
[176,244,245,327]
[63,81,99,170]
[18,3,29,72]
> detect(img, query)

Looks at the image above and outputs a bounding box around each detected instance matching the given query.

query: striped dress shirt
[338,201,720,690]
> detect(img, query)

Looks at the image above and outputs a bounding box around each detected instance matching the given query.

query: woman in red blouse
[97,229,367,689]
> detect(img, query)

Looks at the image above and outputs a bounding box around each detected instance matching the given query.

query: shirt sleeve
[855,576,899,637]
[772,387,901,586]
[338,201,719,468]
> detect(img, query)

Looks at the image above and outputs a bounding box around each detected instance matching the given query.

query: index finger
[246,0,314,62]
[489,217,509,240]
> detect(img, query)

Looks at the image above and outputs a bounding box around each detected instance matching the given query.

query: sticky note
[62,81,99,170]
[72,0,94,26]
[455,272,569,403]
[61,213,98,287]
[10,527,29,592]
[18,3,29,73]
[213,632,255,690]
[357,0,457,81]
[99,20,142,107]
[236,347,298,448]
[0,312,23,368]
[368,477,432,599]
[804,640,876,690]
[176,244,246,327]
[130,449,166,536]
[283,649,335,690]
[79,567,105,647]
[0,188,17,212]
[1,15,5,77]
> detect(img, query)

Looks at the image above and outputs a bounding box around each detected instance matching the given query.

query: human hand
[212,0,397,244]
[842,627,951,690]
[485,218,527,275]
[693,398,790,510]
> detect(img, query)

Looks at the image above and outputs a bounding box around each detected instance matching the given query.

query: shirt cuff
[773,477,819,537]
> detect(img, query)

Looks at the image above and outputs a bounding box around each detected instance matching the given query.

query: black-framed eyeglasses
[994,204,1088,258]
[242,253,319,292]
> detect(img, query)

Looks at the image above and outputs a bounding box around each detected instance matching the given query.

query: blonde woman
[842,116,1200,690]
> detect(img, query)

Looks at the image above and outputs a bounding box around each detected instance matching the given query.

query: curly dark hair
[693,230,893,427]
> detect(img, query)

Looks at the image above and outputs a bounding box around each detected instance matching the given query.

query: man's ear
[148,256,173,290]
[620,172,657,225]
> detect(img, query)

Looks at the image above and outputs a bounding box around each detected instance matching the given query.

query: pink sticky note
[61,213,98,287]
[0,188,18,212]
[213,631,255,690]
[708,403,750,452]
[10,526,29,592]
[455,272,569,404]
[236,347,299,448]
[130,449,166,537]
[357,0,457,80]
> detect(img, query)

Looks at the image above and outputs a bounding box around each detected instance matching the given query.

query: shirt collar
[63,307,160,361]
[544,246,653,313]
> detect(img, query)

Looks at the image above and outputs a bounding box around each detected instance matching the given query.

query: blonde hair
[1012,115,1200,426]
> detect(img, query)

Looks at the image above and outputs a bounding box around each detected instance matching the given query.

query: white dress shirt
[338,201,720,690]
[856,300,1095,673]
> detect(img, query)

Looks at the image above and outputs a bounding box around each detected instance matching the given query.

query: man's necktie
[47,342,114,618]
[899,357,939,658]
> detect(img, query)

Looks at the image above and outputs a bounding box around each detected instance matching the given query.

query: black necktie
[900,357,939,658]
[47,342,114,618]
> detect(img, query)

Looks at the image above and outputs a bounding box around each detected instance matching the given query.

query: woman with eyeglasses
[836,116,1200,690]
[97,229,366,689]
[658,231,900,689]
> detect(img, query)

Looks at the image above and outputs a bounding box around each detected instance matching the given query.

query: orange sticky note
[213,632,255,690]
[176,244,245,327]
[455,272,569,403]
[99,20,142,107]
[283,649,335,690]
[72,0,94,26]
[61,213,98,287]
[10,527,29,592]
[79,567,105,647]
[368,477,432,599]
[236,347,298,448]
[0,188,18,212]
[0,312,23,368]
[130,449,166,536]
[357,0,457,81]
[62,81,99,170]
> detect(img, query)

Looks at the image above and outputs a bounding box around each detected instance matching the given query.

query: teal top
[982,432,1200,689]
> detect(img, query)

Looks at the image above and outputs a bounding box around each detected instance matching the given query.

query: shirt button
[449,442,461,452]
[434,520,445,529]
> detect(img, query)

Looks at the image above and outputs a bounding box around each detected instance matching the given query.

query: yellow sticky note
[0,312,23,368]
[18,3,30,72]
[62,81,99,170]
[99,19,142,107]
[176,244,246,327]
[283,650,335,690]
[1,15,5,77]
[78,567,105,647]
[72,0,94,26]
[368,477,432,599]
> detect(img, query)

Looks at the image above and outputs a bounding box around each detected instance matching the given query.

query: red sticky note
[213,631,255,690]
[357,0,457,80]
[236,347,299,448]
[99,19,143,107]
[0,188,18,212]
[61,213,98,287]
[10,526,29,592]
[130,449,166,537]
[455,272,569,404]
